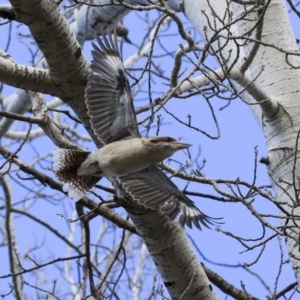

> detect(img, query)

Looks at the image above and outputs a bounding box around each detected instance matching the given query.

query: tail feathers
[52,149,99,201]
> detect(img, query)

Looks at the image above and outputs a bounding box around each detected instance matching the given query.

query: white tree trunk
[183,0,300,282]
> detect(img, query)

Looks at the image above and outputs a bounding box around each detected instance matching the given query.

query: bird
[52,32,222,230]
[52,136,191,201]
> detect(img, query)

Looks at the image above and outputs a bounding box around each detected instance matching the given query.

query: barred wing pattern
[85,33,139,144]
[118,165,222,230]
[84,33,220,230]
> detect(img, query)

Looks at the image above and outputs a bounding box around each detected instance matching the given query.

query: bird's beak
[173,142,192,150]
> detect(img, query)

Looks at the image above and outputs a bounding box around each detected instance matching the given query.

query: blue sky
[0,1,298,299]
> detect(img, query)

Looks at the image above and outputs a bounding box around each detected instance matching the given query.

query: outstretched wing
[118,165,223,230]
[85,33,139,144]
[85,33,222,230]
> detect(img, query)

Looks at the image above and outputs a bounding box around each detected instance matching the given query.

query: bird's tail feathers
[52,149,99,201]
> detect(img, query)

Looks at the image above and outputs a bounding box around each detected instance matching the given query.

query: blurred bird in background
[53,33,222,230]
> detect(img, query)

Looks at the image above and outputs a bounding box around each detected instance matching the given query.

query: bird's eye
[165,137,175,142]
[89,162,98,167]
[149,139,160,143]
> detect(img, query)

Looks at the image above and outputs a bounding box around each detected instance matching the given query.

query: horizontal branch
[0,55,59,95]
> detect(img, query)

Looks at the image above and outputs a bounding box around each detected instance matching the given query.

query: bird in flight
[53,33,221,230]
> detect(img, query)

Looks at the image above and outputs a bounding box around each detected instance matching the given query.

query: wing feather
[85,32,139,144]
[118,165,223,230]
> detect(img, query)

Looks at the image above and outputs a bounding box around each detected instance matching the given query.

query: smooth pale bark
[127,207,217,299]
[1,0,93,141]
[1,1,218,299]
[183,0,300,282]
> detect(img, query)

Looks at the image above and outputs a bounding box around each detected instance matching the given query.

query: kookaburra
[53,33,221,230]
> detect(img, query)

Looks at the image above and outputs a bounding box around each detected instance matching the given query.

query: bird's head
[144,136,192,161]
